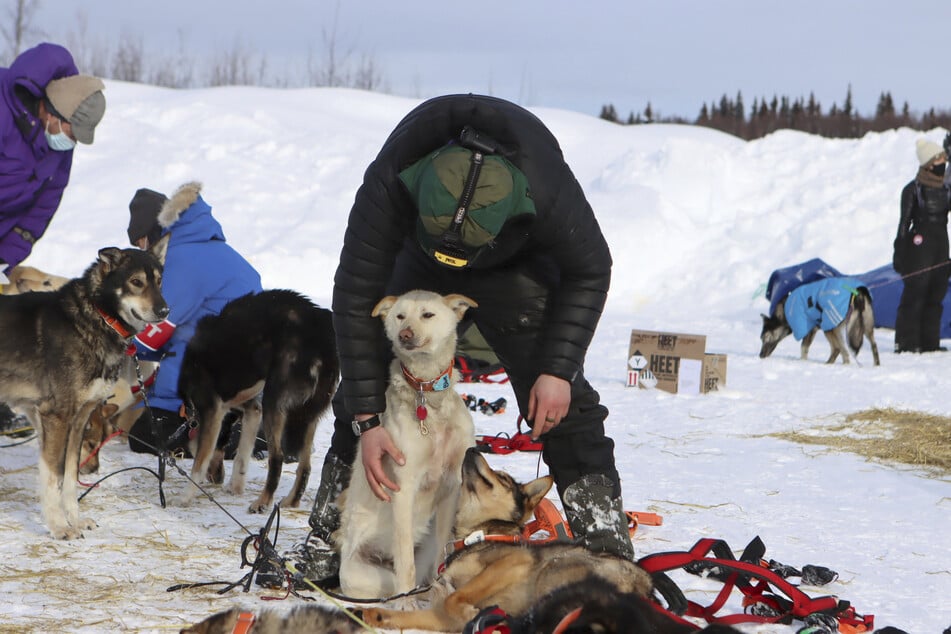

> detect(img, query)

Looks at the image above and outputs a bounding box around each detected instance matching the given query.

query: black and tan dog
[358,448,654,632]
[0,237,169,539]
[178,289,339,513]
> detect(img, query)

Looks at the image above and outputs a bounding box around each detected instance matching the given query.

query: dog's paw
[247,498,271,514]
[49,525,84,540]
[357,608,388,627]
[179,488,201,507]
[208,461,225,484]
[225,480,245,495]
[76,516,97,531]
[278,494,302,508]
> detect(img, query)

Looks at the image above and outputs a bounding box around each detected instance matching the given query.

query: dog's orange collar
[442,531,526,573]
[448,530,525,553]
[447,499,575,555]
[95,306,133,339]
[231,612,255,634]
[400,362,453,392]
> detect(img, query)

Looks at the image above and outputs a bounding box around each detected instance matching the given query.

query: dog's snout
[156,303,170,319]
[399,327,414,343]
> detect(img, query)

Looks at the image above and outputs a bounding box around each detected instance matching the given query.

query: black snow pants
[895,223,951,352]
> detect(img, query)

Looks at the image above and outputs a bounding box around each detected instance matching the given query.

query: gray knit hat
[45,75,106,144]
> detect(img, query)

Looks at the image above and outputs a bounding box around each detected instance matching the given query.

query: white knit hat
[915,138,944,166]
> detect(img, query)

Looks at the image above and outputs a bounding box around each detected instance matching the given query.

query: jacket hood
[3,43,79,103]
[158,181,226,244]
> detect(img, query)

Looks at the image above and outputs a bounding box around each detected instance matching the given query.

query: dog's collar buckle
[448,531,523,556]
[464,529,486,546]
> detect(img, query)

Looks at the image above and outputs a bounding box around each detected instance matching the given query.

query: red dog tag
[416,405,428,421]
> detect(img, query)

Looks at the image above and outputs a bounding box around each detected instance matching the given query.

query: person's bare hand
[359,425,405,502]
[527,373,571,439]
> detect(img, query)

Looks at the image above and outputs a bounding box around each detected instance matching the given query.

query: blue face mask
[45,118,76,152]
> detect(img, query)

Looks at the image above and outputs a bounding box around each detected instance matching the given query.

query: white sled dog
[336,290,478,598]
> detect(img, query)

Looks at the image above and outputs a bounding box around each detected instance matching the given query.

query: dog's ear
[97,247,126,273]
[371,296,398,318]
[443,294,479,320]
[149,233,170,266]
[522,475,554,511]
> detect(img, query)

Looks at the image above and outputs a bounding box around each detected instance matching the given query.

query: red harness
[454,354,509,384]
[476,417,542,454]
[638,537,875,632]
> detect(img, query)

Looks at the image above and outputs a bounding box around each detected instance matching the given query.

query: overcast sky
[24,0,951,120]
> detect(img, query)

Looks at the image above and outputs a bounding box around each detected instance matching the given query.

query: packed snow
[1,82,948,633]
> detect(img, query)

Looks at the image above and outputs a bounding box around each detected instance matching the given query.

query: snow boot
[261,452,351,588]
[562,474,635,561]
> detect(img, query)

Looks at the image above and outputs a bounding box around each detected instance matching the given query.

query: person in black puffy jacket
[893,138,951,353]
[285,94,635,587]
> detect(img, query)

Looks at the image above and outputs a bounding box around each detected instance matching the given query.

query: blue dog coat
[784,277,866,340]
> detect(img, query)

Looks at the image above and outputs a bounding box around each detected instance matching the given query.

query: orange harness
[448,498,663,555]
[230,612,255,634]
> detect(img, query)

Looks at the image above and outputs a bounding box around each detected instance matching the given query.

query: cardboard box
[626,329,726,394]
[701,353,728,394]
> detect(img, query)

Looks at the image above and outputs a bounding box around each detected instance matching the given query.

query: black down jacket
[332,94,612,416]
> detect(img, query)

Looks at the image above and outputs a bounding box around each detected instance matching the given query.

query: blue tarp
[765,258,951,338]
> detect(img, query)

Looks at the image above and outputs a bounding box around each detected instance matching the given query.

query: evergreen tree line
[600,86,951,139]
[5,2,949,135]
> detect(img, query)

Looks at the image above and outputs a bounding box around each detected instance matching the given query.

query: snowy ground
[0,84,949,633]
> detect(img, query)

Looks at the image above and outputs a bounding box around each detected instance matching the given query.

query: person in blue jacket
[125,181,262,455]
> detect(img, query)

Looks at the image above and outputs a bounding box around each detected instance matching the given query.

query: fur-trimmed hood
[158,181,202,229]
[155,181,226,247]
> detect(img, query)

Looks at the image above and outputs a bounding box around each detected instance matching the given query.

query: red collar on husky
[400,362,453,392]
[95,306,133,339]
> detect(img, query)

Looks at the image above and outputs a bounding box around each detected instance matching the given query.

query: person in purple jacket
[0,42,105,280]
[123,181,263,456]
[0,42,105,434]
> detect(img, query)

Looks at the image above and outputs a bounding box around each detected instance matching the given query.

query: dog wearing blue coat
[759,277,880,366]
